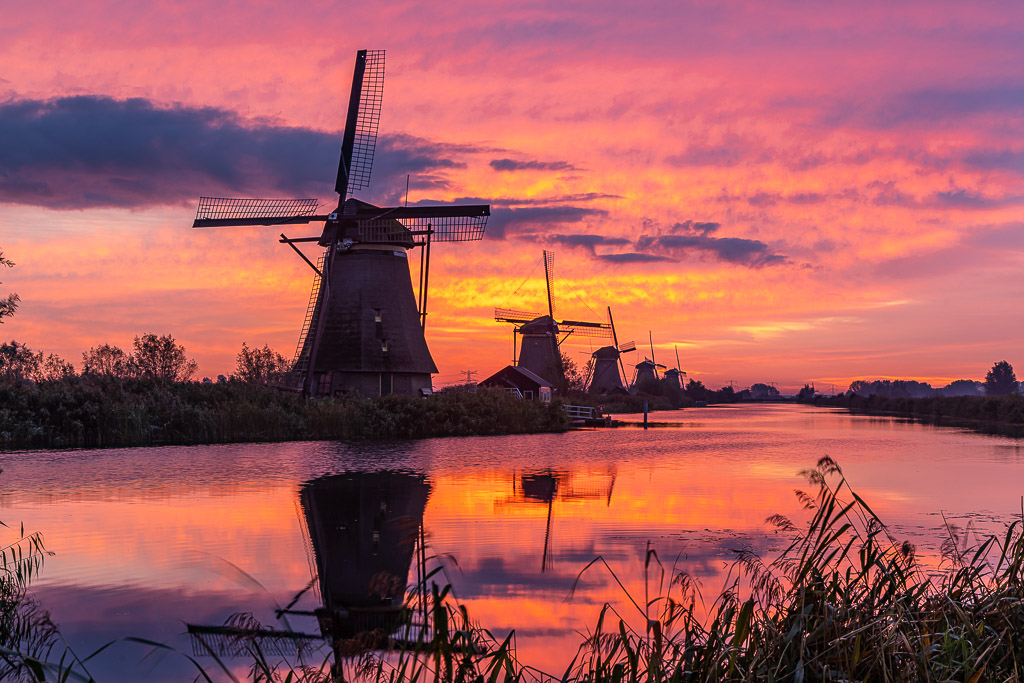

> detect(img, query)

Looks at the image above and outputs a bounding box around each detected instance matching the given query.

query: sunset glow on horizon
[4,1,1024,392]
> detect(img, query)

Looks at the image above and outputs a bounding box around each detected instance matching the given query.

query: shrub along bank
[0,380,568,450]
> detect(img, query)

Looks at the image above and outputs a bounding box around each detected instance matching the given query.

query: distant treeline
[816,361,1019,400]
[845,378,985,398]
[796,361,1024,425]
[808,391,1024,426]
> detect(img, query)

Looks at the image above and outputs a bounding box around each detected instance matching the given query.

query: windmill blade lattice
[193,197,320,228]
[394,214,488,243]
[346,50,385,194]
[495,308,545,324]
[543,250,556,319]
[558,320,613,339]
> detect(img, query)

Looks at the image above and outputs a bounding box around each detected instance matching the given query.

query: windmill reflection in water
[187,471,432,666]
[500,468,617,572]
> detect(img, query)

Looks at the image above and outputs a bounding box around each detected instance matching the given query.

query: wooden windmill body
[631,358,665,388]
[191,50,489,397]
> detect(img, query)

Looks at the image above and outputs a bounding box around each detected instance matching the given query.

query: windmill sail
[192,197,321,228]
[337,50,385,197]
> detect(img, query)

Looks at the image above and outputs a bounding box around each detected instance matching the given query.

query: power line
[497,259,542,309]
[459,370,478,383]
[555,269,603,322]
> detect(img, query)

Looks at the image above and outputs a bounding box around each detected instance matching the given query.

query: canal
[1,403,1022,680]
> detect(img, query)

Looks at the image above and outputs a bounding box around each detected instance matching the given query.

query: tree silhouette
[132,333,198,382]
[750,382,780,399]
[560,351,588,392]
[0,249,19,323]
[235,342,289,384]
[685,379,708,401]
[984,360,1018,396]
[82,343,132,379]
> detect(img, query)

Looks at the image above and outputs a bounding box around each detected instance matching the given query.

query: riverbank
[565,391,695,413]
[0,380,568,449]
[808,391,1024,431]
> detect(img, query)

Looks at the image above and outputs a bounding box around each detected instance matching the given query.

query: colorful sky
[3,1,1024,391]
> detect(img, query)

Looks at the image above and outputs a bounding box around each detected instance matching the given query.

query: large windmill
[192,50,490,397]
[494,251,611,391]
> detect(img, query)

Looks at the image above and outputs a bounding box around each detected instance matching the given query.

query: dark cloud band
[489,158,577,172]
[0,95,473,209]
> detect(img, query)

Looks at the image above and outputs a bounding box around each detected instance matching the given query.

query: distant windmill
[494,251,611,390]
[586,307,636,394]
[629,330,666,389]
[191,50,490,397]
[631,358,666,388]
[663,345,687,390]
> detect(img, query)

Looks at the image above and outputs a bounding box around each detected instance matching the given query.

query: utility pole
[460,370,478,384]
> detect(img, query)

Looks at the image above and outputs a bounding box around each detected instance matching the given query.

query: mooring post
[643,401,648,429]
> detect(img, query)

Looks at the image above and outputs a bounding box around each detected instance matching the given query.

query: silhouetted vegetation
[0,521,77,680]
[570,373,696,412]
[130,333,198,382]
[234,342,290,384]
[0,336,568,449]
[0,378,568,449]
[685,379,744,404]
[561,351,590,393]
[0,249,17,324]
[843,377,987,400]
[803,367,1024,426]
[811,390,1024,425]
[985,359,1018,396]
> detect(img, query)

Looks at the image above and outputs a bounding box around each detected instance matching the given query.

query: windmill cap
[341,198,413,247]
[519,315,558,334]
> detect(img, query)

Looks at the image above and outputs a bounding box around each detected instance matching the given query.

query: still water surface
[2,404,1023,680]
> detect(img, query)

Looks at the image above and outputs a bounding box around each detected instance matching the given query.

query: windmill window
[381,340,389,353]
[373,309,383,323]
